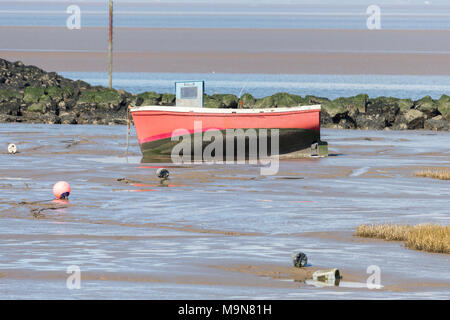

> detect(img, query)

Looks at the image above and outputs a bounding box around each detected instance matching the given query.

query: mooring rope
[126,105,131,158]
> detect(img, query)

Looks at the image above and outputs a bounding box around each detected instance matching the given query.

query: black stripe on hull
[140,128,320,163]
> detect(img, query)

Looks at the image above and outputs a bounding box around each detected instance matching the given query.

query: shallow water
[60,72,450,100]
[0,123,449,299]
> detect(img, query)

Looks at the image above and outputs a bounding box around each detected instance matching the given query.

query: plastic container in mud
[312,268,341,285]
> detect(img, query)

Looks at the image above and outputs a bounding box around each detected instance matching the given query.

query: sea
[61,72,450,100]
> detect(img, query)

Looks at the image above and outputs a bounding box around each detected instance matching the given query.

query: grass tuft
[355,224,450,254]
[414,169,450,180]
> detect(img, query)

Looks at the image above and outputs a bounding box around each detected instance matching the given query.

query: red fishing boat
[130,105,323,160]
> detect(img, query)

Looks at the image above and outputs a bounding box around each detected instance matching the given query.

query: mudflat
[1,27,450,74]
[0,125,449,299]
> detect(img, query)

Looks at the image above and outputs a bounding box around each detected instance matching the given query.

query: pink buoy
[53,181,71,200]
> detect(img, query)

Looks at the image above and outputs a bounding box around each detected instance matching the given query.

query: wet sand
[0,124,449,299]
[1,27,450,74]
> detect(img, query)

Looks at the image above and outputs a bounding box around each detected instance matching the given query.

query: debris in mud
[276,177,304,180]
[7,143,17,154]
[31,207,47,219]
[17,200,69,219]
[292,251,308,268]
[30,204,68,219]
[312,268,342,286]
[117,177,142,184]
[64,139,80,148]
[157,168,170,180]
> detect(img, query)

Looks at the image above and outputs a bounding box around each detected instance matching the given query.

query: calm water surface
[61,72,450,100]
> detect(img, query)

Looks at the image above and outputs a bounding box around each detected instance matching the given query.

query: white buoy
[7,143,17,154]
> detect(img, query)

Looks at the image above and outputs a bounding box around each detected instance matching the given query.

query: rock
[394,122,408,130]
[62,85,75,99]
[303,96,343,119]
[304,95,329,106]
[415,96,440,118]
[361,96,400,129]
[203,94,238,109]
[355,113,388,130]
[254,92,303,109]
[136,91,161,106]
[332,112,356,129]
[23,87,45,104]
[77,88,123,111]
[270,92,303,108]
[254,95,275,108]
[203,95,221,108]
[160,93,175,105]
[369,96,413,113]
[39,94,51,105]
[46,86,63,101]
[320,110,333,126]
[424,115,449,131]
[438,94,450,120]
[401,109,425,129]
[59,112,77,124]
[333,94,367,113]
[27,102,46,113]
[320,101,345,118]
[211,94,238,108]
[0,88,22,102]
[239,93,256,108]
[397,99,415,111]
[316,95,367,127]
[0,101,21,116]
[57,101,66,110]
[221,94,239,108]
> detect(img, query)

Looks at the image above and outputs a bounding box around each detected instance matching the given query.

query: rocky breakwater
[229,92,449,131]
[0,58,449,131]
[0,58,136,125]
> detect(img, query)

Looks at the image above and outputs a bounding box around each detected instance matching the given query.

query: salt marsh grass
[414,169,450,180]
[356,224,450,254]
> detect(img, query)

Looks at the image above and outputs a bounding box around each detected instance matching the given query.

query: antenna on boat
[237,80,249,109]
[108,0,113,89]
[238,80,248,99]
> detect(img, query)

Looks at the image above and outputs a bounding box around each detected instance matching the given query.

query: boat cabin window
[180,87,198,99]
[175,81,204,108]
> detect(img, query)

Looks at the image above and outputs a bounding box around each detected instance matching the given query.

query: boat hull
[130,106,321,161]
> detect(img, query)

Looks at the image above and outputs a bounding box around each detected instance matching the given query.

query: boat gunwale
[130,105,321,114]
